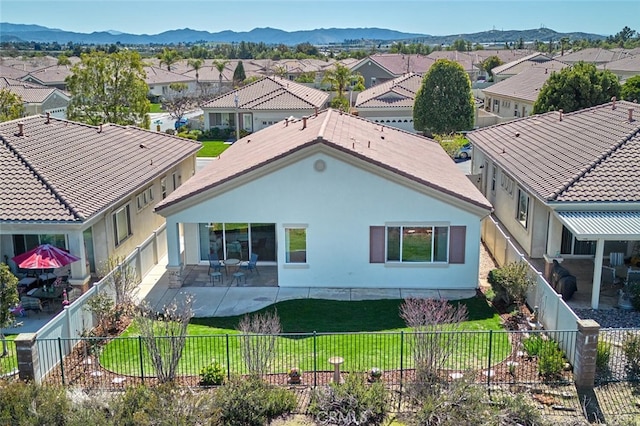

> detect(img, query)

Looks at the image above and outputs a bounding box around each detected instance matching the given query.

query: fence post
[574,319,600,389]
[138,336,145,383]
[486,330,493,391]
[226,334,231,381]
[14,333,41,384]
[57,337,65,385]
[313,331,317,388]
[398,331,404,412]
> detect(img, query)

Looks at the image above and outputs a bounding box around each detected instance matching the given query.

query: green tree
[481,55,504,81]
[452,39,469,52]
[158,47,181,71]
[533,62,621,114]
[66,50,150,127]
[0,89,25,122]
[621,75,640,103]
[233,61,246,86]
[413,59,474,135]
[212,59,229,94]
[188,58,203,82]
[57,54,71,65]
[322,62,354,99]
[0,263,19,357]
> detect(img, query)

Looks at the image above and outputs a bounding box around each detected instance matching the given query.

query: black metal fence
[596,328,640,384]
[32,329,577,390]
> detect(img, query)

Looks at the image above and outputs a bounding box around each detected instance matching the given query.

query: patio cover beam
[554,211,640,241]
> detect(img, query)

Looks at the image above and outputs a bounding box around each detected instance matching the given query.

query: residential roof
[556,48,632,64]
[426,51,478,72]
[156,109,491,213]
[0,77,68,103]
[0,64,30,79]
[355,73,423,108]
[144,66,194,85]
[491,52,554,76]
[0,115,201,223]
[482,61,569,102]
[598,54,640,74]
[468,101,640,203]
[24,65,73,84]
[201,76,329,110]
[353,54,435,76]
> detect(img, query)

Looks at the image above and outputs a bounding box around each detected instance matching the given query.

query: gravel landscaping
[573,308,640,329]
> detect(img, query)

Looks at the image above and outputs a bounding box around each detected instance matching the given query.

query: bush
[199,360,226,386]
[522,335,548,357]
[596,340,612,371]
[0,381,69,426]
[537,345,565,379]
[627,281,640,311]
[622,332,640,376]
[211,376,296,426]
[177,132,198,140]
[310,373,388,426]
[111,385,164,425]
[413,376,490,425]
[489,262,533,306]
[495,392,546,426]
[164,128,176,135]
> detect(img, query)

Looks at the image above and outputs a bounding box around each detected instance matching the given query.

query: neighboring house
[0,64,30,80]
[354,73,423,132]
[0,115,200,288]
[350,54,435,88]
[22,65,73,90]
[155,109,492,290]
[144,66,196,101]
[0,77,70,118]
[599,54,640,82]
[426,51,481,81]
[201,76,330,133]
[482,61,568,120]
[467,100,640,308]
[491,52,554,82]
[556,47,632,65]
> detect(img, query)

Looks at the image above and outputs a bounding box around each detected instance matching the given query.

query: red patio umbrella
[12,244,80,269]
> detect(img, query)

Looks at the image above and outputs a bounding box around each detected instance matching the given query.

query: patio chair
[239,253,259,275]
[601,266,622,286]
[208,253,223,275]
[20,296,43,315]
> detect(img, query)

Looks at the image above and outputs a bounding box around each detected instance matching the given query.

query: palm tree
[213,59,229,95]
[188,58,204,82]
[158,48,180,71]
[322,63,354,99]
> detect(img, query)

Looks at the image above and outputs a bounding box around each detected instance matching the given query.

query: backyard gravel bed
[573,308,640,329]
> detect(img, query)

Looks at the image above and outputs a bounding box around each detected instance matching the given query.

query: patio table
[223,258,240,275]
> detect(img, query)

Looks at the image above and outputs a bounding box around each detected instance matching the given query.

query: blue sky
[2,0,638,37]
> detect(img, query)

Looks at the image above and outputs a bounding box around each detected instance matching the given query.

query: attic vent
[630,108,635,122]
[612,96,617,110]
[16,122,24,136]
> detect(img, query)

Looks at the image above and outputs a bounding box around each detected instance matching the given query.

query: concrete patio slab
[212,287,278,317]
[276,287,310,302]
[308,287,351,301]
[438,289,478,300]
[400,289,441,299]
[350,288,402,300]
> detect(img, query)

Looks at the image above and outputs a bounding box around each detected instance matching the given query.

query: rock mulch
[573,308,640,329]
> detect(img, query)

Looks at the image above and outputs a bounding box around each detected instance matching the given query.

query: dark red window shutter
[449,226,466,264]
[370,226,385,263]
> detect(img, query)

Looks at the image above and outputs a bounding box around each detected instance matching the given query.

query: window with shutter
[369,226,385,263]
[449,226,466,264]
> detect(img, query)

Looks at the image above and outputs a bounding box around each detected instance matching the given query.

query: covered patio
[179,264,278,287]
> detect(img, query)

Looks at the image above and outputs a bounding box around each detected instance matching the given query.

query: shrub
[622,332,640,376]
[164,128,176,135]
[0,381,69,426]
[199,359,226,386]
[309,373,388,426]
[413,376,490,425]
[489,262,533,306]
[537,345,565,379]
[211,376,297,426]
[495,392,545,426]
[627,281,640,311]
[237,310,281,377]
[596,340,612,371]
[522,334,547,357]
[177,132,198,140]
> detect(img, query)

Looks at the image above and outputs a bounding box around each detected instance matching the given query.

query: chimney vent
[368,141,371,148]
[285,119,289,127]
[545,68,548,74]
[629,108,634,122]
[302,117,307,130]
[559,109,563,121]
[314,107,318,117]
[17,123,24,136]
[98,123,103,133]
[612,96,617,110]
[45,112,50,124]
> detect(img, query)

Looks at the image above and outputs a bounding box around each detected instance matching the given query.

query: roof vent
[612,96,617,110]
[98,123,103,133]
[630,108,635,122]
[45,112,50,124]
[302,116,307,130]
[314,107,318,117]
[16,122,24,136]
[515,132,520,137]
[559,109,563,121]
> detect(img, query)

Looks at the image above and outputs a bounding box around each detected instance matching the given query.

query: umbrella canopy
[12,244,81,269]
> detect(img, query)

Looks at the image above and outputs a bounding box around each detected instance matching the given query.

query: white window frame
[136,186,154,211]
[113,204,132,247]
[516,188,530,228]
[284,224,308,265]
[491,163,497,193]
[501,174,514,197]
[385,223,449,264]
[161,177,167,199]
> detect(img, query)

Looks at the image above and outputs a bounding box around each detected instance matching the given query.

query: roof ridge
[1,127,84,221]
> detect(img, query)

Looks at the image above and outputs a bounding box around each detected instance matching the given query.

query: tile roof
[556,48,632,64]
[491,52,554,76]
[482,61,569,102]
[201,76,329,110]
[156,109,491,213]
[354,54,435,75]
[426,51,478,72]
[355,73,423,108]
[25,65,73,84]
[0,77,67,103]
[144,66,194,85]
[0,115,201,222]
[0,64,30,79]
[598,54,640,74]
[467,101,640,203]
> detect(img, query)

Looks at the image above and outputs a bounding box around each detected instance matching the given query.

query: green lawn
[149,103,163,113]
[99,298,511,377]
[0,335,18,376]
[198,141,230,157]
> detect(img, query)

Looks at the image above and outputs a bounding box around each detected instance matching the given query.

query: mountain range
[0,22,607,46]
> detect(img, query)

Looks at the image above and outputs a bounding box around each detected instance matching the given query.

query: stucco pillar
[15,333,41,384]
[543,214,565,281]
[591,239,605,309]
[67,231,90,289]
[166,221,183,288]
[574,319,600,389]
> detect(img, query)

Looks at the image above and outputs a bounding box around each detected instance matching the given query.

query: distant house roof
[156,109,491,213]
[352,54,435,76]
[557,48,632,64]
[0,115,201,223]
[0,64,30,80]
[144,66,194,85]
[491,52,554,76]
[468,100,640,203]
[355,73,423,108]
[482,61,569,102]
[201,76,329,111]
[23,65,73,85]
[0,77,69,104]
[598,54,640,76]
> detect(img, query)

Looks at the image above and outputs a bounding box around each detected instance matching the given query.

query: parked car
[456,143,472,159]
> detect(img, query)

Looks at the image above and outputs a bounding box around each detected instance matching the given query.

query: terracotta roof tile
[354,54,435,75]
[355,73,422,108]
[144,66,194,85]
[483,61,569,102]
[157,109,491,213]
[0,115,201,222]
[468,101,640,202]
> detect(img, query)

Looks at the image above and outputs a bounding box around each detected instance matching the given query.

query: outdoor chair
[240,253,259,275]
[208,253,223,275]
[20,296,43,315]
[601,265,621,286]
